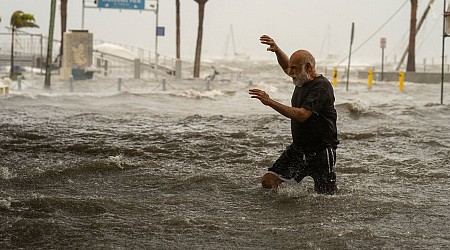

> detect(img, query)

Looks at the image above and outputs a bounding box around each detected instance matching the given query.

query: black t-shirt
[291,75,339,152]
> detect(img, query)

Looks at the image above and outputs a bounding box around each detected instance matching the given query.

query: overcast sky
[0,0,446,66]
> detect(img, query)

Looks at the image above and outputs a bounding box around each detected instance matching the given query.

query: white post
[18,76,22,91]
[69,75,74,92]
[118,77,122,91]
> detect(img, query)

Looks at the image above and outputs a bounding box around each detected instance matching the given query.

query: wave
[339,126,415,141]
[8,196,107,216]
[336,98,370,116]
[339,132,377,140]
[416,139,450,148]
[2,157,155,185]
[169,172,240,192]
[0,197,12,210]
[337,165,371,174]
[394,169,449,180]
[0,167,16,180]
[170,89,226,99]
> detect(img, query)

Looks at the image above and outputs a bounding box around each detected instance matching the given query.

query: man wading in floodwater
[249,35,339,195]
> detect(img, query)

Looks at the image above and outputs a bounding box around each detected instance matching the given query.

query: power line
[337,0,409,65]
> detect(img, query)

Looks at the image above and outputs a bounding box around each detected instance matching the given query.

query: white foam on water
[348,98,370,114]
[0,167,14,180]
[0,197,11,209]
[176,89,225,99]
[108,154,126,169]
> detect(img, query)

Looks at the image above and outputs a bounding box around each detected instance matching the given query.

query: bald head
[289,50,318,81]
[291,50,316,69]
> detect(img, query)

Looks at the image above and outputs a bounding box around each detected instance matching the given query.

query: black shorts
[268,144,338,195]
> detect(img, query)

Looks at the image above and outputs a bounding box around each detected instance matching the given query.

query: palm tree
[406,0,417,72]
[193,0,208,78]
[176,0,180,59]
[59,0,68,67]
[10,11,39,78]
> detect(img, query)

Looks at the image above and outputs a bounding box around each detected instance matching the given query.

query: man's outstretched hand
[249,88,272,106]
[260,35,279,52]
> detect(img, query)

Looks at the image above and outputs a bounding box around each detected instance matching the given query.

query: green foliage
[9,11,39,79]
[10,11,39,29]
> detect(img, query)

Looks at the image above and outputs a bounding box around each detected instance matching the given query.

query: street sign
[380,37,387,49]
[97,0,146,10]
[156,26,165,36]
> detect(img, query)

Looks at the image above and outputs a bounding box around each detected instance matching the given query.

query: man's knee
[261,173,282,189]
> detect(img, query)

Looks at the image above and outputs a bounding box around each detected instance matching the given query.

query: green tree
[10,11,39,78]
[193,0,208,78]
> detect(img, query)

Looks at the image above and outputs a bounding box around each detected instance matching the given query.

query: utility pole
[397,0,434,71]
[45,0,57,88]
[406,0,418,72]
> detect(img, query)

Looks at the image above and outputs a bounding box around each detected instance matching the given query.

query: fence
[0,30,188,79]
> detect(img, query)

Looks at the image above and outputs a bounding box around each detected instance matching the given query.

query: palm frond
[10,10,39,29]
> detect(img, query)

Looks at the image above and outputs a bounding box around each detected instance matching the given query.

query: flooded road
[1,61,449,249]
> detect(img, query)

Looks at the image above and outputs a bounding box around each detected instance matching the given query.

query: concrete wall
[358,71,450,84]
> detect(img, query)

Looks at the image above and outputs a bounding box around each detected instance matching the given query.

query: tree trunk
[176,0,180,59]
[193,0,208,78]
[59,0,68,68]
[45,0,57,88]
[10,27,15,78]
[406,0,417,72]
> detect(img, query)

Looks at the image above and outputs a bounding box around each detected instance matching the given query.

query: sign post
[442,0,450,104]
[81,0,160,78]
[380,37,386,81]
[346,22,355,91]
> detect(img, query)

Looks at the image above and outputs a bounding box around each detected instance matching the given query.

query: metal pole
[40,34,43,74]
[442,0,446,105]
[154,0,159,79]
[346,22,355,91]
[82,0,85,29]
[381,47,385,81]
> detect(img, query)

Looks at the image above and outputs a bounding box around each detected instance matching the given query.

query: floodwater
[1,61,449,249]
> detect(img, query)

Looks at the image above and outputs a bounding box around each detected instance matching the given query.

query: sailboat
[224,25,250,60]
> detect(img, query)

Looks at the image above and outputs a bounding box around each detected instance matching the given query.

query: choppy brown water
[1,61,450,249]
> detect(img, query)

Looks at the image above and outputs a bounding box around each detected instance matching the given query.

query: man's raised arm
[259,35,290,75]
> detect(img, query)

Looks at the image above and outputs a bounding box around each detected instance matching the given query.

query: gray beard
[292,74,309,87]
